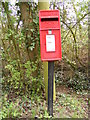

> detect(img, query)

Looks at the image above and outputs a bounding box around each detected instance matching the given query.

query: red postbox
[39,10,62,61]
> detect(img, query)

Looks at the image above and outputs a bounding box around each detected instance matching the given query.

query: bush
[67,71,88,91]
[2,60,43,96]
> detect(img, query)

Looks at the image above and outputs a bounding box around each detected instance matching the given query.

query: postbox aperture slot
[41,18,58,22]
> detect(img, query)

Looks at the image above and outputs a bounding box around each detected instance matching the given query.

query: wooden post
[48,61,54,116]
[38,1,56,102]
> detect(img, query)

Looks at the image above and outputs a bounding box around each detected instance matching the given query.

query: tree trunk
[20,2,38,62]
[20,2,39,76]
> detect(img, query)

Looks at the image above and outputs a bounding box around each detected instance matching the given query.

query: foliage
[2,60,43,96]
[0,0,89,118]
[67,71,88,91]
[1,91,88,119]
[5,63,20,89]
[1,2,42,97]
[55,69,88,91]
[24,61,37,79]
[0,94,21,119]
[54,92,88,118]
[50,0,89,92]
[1,0,89,93]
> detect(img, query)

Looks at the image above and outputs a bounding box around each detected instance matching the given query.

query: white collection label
[46,35,55,52]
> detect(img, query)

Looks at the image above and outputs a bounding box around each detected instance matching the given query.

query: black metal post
[48,61,54,116]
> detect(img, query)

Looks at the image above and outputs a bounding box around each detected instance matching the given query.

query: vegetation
[0,0,89,119]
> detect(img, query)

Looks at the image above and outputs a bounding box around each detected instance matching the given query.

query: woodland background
[0,0,89,118]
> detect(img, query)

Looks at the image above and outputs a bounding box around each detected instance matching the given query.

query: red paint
[39,10,62,61]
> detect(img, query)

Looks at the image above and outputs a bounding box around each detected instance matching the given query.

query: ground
[1,85,88,119]
[18,85,88,118]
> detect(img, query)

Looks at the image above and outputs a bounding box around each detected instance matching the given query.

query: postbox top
[39,10,60,13]
[39,10,60,30]
[39,10,60,17]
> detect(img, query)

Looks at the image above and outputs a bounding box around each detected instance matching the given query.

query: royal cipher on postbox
[39,10,62,61]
